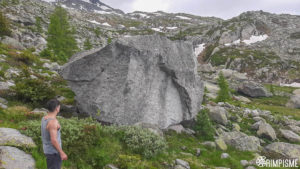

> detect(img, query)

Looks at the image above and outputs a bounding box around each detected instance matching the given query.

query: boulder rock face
[286,95,300,109]
[238,81,272,98]
[263,142,300,161]
[0,128,36,148]
[60,35,203,129]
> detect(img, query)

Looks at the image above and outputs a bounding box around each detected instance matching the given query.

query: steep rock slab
[0,146,35,169]
[0,128,36,148]
[60,35,203,129]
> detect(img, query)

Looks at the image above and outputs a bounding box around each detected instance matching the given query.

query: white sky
[101,0,300,19]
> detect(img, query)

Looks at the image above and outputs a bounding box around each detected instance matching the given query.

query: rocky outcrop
[61,35,203,129]
[238,81,272,98]
[207,105,228,125]
[256,122,277,141]
[263,142,300,161]
[0,128,36,148]
[0,146,35,169]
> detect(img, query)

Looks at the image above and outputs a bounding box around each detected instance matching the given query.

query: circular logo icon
[256,156,267,167]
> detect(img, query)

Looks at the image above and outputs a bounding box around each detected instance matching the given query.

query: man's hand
[60,151,68,160]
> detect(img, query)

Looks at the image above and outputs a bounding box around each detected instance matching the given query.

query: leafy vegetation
[123,126,167,158]
[12,79,56,107]
[83,38,92,50]
[0,11,11,37]
[46,6,78,62]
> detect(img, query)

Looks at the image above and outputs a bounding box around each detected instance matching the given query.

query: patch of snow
[194,43,205,56]
[129,27,137,30]
[151,28,162,32]
[124,35,131,38]
[102,22,111,27]
[100,5,110,10]
[166,27,178,30]
[94,10,112,15]
[88,20,101,25]
[176,16,191,20]
[131,13,150,18]
[81,0,91,4]
[280,82,300,88]
[71,3,76,5]
[40,0,55,2]
[61,4,75,10]
[242,34,268,45]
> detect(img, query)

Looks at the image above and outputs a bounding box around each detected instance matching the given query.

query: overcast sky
[101,0,300,19]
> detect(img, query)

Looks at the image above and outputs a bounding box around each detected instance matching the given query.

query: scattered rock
[220,131,261,152]
[232,123,240,132]
[233,95,251,103]
[195,148,201,157]
[238,81,272,98]
[279,129,300,142]
[288,125,300,134]
[43,62,61,71]
[240,160,249,167]
[0,128,36,148]
[245,166,256,169]
[215,138,227,151]
[257,122,277,141]
[286,95,300,109]
[0,146,35,169]
[263,142,300,161]
[201,141,216,149]
[207,105,228,125]
[175,159,190,169]
[221,153,230,159]
[60,35,203,129]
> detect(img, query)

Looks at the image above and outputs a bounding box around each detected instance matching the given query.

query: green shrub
[194,109,215,141]
[117,154,145,169]
[84,38,92,50]
[35,17,42,33]
[216,72,231,102]
[0,11,11,37]
[123,126,167,158]
[12,79,55,106]
[12,50,38,65]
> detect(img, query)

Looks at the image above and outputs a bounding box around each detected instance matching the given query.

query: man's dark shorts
[45,153,62,169]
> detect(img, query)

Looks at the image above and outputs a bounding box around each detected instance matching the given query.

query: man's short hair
[46,99,61,112]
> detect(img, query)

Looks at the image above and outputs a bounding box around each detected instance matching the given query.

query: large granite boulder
[60,35,203,129]
[238,81,272,98]
[286,94,300,109]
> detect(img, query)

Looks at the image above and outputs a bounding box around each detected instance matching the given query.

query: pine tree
[0,11,11,37]
[194,109,215,141]
[46,6,78,61]
[216,72,231,102]
[83,38,92,50]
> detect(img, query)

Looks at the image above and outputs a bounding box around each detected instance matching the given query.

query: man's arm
[48,120,68,160]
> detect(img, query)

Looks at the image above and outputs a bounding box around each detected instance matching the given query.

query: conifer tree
[216,72,231,102]
[194,109,215,141]
[46,6,77,61]
[0,11,11,37]
[83,38,92,50]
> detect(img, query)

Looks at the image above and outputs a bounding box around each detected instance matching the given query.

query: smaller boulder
[221,153,230,159]
[0,128,36,148]
[175,159,190,169]
[279,129,300,142]
[0,146,35,169]
[215,138,227,151]
[207,105,228,125]
[257,122,276,141]
[238,81,272,98]
[286,95,300,109]
[263,142,300,161]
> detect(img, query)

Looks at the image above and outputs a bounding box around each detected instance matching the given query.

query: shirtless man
[41,99,67,169]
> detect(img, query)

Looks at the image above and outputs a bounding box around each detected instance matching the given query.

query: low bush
[194,108,215,141]
[12,79,55,106]
[123,126,167,158]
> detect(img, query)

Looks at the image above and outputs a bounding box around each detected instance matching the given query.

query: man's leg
[45,154,62,169]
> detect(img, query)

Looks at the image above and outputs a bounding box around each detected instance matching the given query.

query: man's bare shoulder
[46,118,59,130]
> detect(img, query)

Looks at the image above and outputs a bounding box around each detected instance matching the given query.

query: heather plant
[123,126,167,158]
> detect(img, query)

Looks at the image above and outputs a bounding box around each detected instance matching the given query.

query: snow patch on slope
[176,16,191,20]
[194,43,205,57]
